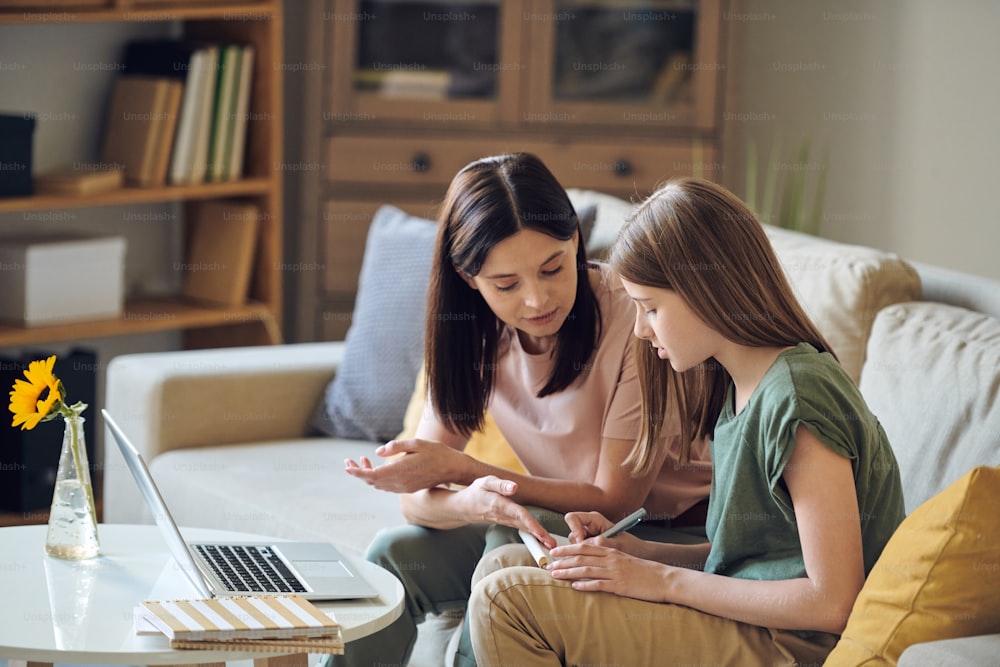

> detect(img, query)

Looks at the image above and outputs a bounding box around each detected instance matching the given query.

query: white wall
[722,0,1000,279]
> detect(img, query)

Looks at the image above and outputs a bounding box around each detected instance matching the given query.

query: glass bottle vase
[45,415,100,560]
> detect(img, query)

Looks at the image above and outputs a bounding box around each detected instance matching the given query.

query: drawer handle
[613,160,633,177]
[412,153,432,173]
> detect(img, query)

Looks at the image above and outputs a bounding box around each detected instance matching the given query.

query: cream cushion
[764,226,921,383]
[860,302,1000,512]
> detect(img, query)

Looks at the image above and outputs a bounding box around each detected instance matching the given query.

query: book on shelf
[135,594,343,653]
[122,38,254,185]
[181,199,259,307]
[377,69,452,99]
[34,165,123,197]
[188,45,219,185]
[206,43,241,183]
[100,75,182,187]
[518,530,570,568]
[225,44,255,181]
[122,39,220,186]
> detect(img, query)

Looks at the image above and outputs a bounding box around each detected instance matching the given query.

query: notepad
[518,530,571,568]
[137,594,340,642]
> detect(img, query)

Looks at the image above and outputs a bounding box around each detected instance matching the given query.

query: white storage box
[0,234,126,326]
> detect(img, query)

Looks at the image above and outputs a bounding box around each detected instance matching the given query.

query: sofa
[103,190,1000,665]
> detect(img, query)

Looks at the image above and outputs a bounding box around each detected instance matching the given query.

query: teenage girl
[467,177,904,666]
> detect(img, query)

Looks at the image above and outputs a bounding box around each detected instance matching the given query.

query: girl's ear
[453,262,479,290]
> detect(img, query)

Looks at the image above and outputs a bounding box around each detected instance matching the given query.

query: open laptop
[102,409,378,600]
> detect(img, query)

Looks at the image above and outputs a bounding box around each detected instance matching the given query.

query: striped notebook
[138,594,340,642]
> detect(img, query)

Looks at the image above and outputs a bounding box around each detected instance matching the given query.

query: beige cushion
[764,226,921,383]
[860,302,1000,512]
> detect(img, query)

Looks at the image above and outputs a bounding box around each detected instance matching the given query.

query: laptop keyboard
[194,544,308,593]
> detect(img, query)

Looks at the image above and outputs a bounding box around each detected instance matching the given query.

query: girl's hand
[564,510,614,541]
[456,476,555,549]
[344,438,463,492]
[547,542,670,602]
[564,511,648,558]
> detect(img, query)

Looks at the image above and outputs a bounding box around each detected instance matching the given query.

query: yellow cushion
[397,367,526,475]
[824,465,1000,666]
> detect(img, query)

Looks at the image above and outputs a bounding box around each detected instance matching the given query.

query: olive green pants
[468,543,839,667]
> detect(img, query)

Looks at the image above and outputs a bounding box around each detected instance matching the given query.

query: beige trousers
[467,544,838,667]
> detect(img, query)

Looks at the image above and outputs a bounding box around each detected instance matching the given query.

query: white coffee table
[0,524,404,666]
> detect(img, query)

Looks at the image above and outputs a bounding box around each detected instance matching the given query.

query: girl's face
[461,228,578,351]
[620,278,722,372]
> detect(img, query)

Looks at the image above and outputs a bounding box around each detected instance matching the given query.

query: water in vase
[45,479,99,560]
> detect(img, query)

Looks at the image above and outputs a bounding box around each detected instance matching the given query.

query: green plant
[744,138,829,236]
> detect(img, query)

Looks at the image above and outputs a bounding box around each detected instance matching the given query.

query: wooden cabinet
[294,0,726,341]
[0,1,284,350]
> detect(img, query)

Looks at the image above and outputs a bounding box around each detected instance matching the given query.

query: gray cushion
[313,205,438,442]
[859,302,1000,513]
[576,203,597,248]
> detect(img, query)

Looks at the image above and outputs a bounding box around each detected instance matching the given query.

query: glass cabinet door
[524,0,722,130]
[327,0,522,125]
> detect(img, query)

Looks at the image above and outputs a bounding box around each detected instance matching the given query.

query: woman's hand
[547,542,671,602]
[344,438,465,492]
[455,476,556,549]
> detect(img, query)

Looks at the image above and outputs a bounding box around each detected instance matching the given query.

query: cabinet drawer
[326,136,519,188]
[323,199,440,295]
[541,141,720,194]
[327,136,718,195]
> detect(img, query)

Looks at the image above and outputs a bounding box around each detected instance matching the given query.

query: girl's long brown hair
[426,153,600,438]
[609,178,834,475]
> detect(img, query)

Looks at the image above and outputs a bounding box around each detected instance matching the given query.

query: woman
[467,178,905,666]
[342,155,712,667]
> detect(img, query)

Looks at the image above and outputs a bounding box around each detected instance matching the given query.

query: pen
[599,507,648,538]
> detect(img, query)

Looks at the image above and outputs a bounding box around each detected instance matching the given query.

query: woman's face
[461,228,579,352]
[620,278,721,372]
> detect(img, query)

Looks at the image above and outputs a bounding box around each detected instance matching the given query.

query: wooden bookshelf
[0,0,284,348]
[0,297,278,348]
[0,1,284,525]
[0,178,272,214]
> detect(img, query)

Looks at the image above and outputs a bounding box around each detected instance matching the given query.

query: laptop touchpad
[292,560,353,578]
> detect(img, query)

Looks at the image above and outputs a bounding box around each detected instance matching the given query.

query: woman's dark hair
[426,152,600,438]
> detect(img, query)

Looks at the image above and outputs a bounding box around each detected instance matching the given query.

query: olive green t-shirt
[703,343,904,580]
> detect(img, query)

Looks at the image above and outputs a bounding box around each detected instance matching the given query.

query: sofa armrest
[898,633,1000,666]
[102,341,344,523]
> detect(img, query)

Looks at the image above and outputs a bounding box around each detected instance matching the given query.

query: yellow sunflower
[9,355,63,430]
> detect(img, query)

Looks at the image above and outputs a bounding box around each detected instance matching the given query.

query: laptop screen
[102,409,214,598]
